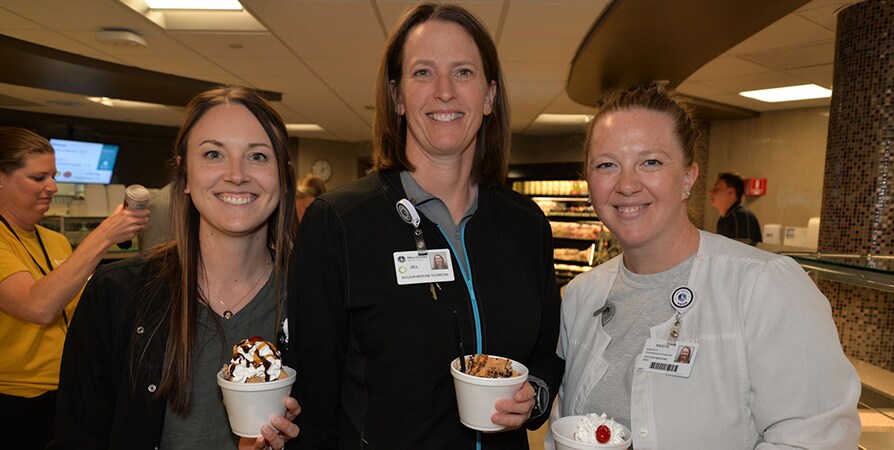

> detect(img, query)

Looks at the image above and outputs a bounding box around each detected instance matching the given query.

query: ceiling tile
[675,82,727,98]
[787,64,834,87]
[502,2,608,39]
[741,40,834,71]
[499,37,580,63]
[698,71,807,94]
[171,32,292,58]
[686,55,774,82]
[797,3,846,32]
[728,14,834,55]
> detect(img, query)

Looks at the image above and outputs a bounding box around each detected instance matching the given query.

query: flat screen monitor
[50,138,119,185]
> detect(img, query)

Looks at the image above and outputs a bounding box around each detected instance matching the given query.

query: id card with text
[393,249,455,285]
[635,338,698,378]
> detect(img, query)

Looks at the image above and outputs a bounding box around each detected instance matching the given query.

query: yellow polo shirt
[0,222,80,397]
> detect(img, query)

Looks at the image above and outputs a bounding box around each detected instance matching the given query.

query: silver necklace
[210,259,271,320]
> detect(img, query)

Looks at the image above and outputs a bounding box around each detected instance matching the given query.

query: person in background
[139,181,174,251]
[554,85,860,449]
[709,172,762,245]
[289,3,563,448]
[0,127,149,449]
[50,86,300,450]
[295,173,326,223]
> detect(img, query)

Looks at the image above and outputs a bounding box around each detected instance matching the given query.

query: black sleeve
[289,199,348,449]
[524,216,565,430]
[49,272,115,449]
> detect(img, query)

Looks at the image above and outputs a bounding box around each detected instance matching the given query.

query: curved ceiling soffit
[567,0,811,120]
[0,34,281,107]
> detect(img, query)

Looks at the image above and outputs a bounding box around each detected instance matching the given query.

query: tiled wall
[819,1,894,371]
[821,280,894,371]
[820,0,893,256]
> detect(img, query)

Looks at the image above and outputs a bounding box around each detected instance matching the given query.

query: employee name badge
[393,249,455,285]
[635,338,699,378]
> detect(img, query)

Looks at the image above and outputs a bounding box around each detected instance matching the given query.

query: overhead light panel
[145,0,242,10]
[87,97,169,109]
[739,84,832,103]
[534,114,592,126]
[286,124,325,133]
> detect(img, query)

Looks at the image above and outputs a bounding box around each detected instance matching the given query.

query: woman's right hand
[93,204,151,246]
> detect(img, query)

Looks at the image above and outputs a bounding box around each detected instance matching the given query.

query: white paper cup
[217,366,297,437]
[551,415,632,450]
[450,355,528,432]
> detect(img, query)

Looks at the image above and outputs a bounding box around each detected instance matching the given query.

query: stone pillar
[820,0,894,371]
[821,0,893,256]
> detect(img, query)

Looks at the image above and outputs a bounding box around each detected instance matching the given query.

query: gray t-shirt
[159,274,281,449]
[581,255,694,429]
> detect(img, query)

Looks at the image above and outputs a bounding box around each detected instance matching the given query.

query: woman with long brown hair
[51,86,300,450]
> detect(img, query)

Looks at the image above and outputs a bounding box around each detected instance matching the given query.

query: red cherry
[595,424,611,444]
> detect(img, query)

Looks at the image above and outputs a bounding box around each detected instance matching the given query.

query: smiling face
[0,152,57,229]
[394,20,496,167]
[184,103,280,240]
[586,108,698,255]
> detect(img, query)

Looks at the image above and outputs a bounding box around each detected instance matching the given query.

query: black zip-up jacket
[288,170,564,449]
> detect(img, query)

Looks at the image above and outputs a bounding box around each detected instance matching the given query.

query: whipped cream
[223,337,283,383]
[573,413,627,445]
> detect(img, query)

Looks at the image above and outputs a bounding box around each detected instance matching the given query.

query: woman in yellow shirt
[0,127,149,449]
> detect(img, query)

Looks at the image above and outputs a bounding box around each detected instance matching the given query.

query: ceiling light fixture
[534,114,592,126]
[286,124,325,133]
[739,84,832,103]
[145,0,243,10]
[95,29,147,48]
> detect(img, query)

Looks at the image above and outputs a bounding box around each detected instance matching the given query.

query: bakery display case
[508,163,619,285]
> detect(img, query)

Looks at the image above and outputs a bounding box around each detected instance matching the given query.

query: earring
[684,190,691,198]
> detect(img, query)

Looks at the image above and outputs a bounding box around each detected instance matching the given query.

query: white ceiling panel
[686,56,774,83]
[788,64,835,87]
[797,3,846,31]
[741,41,835,71]
[675,82,727,99]
[171,32,292,58]
[698,71,807,95]
[729,14,834,55]
[208,57,314,77]
[502,2,607,39]
[62,30,195,58]
[499,36,580,63]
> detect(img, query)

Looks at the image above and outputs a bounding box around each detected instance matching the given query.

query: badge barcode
[649,362,679,372]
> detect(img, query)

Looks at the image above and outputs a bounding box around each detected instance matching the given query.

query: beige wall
[704,107,829,233]
[293,138,372,190]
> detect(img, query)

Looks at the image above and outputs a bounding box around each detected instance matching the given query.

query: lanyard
[396,199,442,300]
[0,214,68,328]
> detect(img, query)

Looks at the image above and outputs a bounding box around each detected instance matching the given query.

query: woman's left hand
[238,396,301,450]
[490,381,535,431]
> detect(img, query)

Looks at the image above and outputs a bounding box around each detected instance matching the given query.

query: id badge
[393,249,455,285]
[635,338,698,378]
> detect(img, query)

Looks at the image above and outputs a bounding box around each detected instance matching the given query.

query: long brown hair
[141,85,296,414]
[372,2,510,186]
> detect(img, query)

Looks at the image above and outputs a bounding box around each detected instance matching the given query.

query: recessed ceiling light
[86,97,169,109]
[145,0,242,10]
[739,84,832,103]
[286,124,325,133]
[534,114,592,126]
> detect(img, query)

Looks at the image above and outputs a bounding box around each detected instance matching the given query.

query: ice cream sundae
[221,336,285,383]
[463,354,522,378]
[573,413,628,445]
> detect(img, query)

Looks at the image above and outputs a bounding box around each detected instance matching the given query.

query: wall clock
[311,159,332,182]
